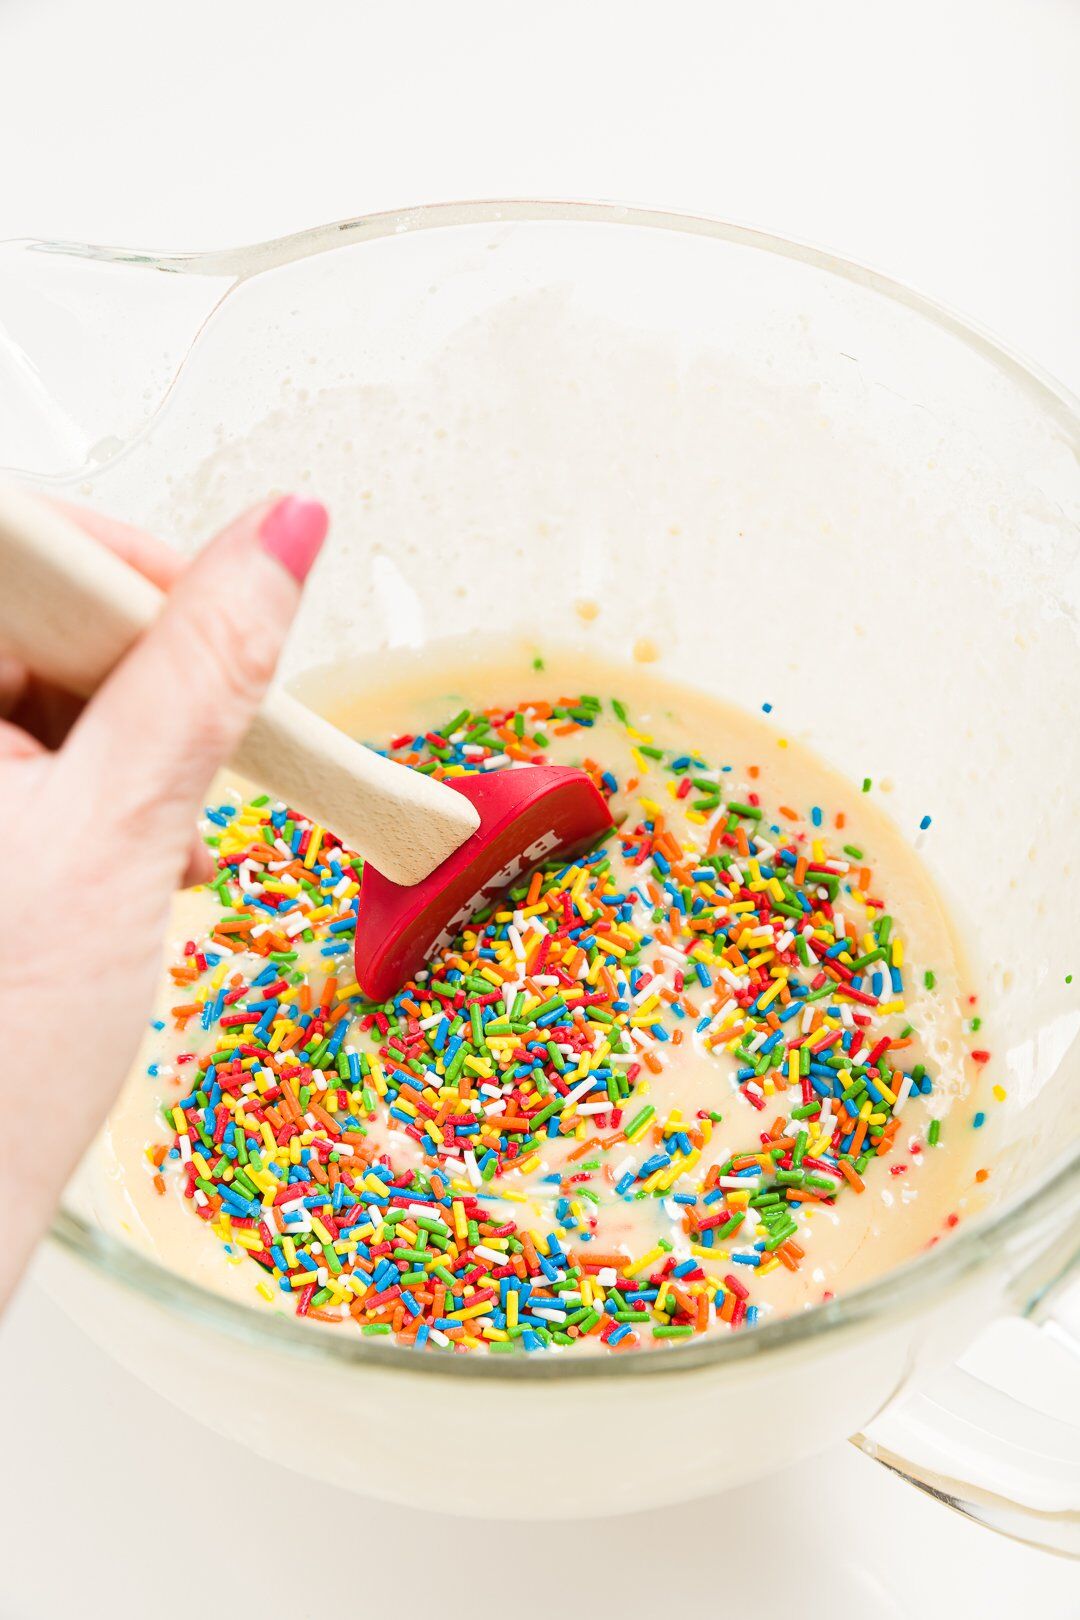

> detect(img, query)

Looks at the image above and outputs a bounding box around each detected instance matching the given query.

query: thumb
[64,495,328,857]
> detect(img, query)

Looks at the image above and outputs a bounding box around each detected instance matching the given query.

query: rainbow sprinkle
[147,691,964,1353]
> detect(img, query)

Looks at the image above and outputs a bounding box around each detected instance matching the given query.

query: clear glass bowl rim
[28,197,1080,1382]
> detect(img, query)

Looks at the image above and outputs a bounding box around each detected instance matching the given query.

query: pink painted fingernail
[258,496,329,583]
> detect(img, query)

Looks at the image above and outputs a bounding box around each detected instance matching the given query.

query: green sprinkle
[623,1104,655,1139]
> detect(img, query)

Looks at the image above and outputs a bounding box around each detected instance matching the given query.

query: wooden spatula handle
[0,485,479,885]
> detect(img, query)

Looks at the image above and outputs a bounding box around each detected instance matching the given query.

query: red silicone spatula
[0,486,616,1005]
[355,762,614,1001]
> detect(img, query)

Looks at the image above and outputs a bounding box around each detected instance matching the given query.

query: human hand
[0,494,328,1308]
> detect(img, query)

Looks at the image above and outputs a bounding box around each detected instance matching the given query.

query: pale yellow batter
[78,646,991,1342]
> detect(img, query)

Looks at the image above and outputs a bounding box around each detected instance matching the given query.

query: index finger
[50,499,187,591]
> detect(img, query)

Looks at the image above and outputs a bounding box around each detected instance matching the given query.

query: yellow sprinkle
[450,1300,496,1323]
[623,1245,663,1279]
[756,977,785,1011]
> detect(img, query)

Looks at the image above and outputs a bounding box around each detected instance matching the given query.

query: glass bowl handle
[855,1265,1080,1558]
[0,237,234,483]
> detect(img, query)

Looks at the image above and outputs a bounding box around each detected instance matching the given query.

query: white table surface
[1,2,1077,1614]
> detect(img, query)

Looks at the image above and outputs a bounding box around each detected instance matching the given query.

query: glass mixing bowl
[1,202,1078,1544]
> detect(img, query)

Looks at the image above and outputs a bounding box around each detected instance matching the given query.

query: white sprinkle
[564,1074,598,1107]
[474,1245,506,1265]
[632,977,661,1004]
[708,999,738,1033]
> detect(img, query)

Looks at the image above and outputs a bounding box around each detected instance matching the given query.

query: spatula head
[354,765,614,1002]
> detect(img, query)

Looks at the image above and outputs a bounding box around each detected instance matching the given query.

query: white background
[0,1,1077,1615]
